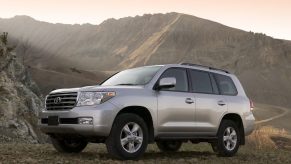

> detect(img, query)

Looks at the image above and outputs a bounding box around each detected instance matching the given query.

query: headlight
[76,91,115,106]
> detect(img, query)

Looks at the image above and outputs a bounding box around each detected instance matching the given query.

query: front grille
[46,92,78,110]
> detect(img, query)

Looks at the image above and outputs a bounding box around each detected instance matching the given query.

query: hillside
[28,67,108,95]
[0,13,291,107]
[0,33,45,143]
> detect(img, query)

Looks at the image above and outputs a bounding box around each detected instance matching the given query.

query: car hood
[49,85,145,94]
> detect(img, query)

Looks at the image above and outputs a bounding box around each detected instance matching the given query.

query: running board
[156,136,217,141]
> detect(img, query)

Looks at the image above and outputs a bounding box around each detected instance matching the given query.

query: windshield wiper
[115,83,137,86]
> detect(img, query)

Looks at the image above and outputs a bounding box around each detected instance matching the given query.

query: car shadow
[85,151,215,160]
[142,151,214,159]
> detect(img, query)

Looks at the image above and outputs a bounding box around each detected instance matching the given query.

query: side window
[189,69,213,94]
[159,68,188,92]
[214,74,238,96]
[210,73,219,94]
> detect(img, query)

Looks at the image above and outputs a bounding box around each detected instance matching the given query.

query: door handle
[185,98,194,104]
[217,100,226,106]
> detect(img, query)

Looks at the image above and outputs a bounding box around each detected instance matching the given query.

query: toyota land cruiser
[39,63,255,160]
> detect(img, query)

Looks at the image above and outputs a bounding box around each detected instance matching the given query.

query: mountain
[0,13,291,108]
[0,16,109,95]
[0,33,45,143]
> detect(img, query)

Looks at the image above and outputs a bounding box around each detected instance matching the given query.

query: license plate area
[48,116,59,126]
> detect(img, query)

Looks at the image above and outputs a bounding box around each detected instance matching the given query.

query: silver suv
[39,63,255,160]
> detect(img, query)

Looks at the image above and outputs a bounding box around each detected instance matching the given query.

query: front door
[157,68,196,136]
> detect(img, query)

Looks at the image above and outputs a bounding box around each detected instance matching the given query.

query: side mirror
[157,77,176,90]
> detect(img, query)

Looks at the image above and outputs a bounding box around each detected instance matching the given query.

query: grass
[0,126,291,164]
[247,126,288,149]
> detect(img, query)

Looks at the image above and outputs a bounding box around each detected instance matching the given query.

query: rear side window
[189,69,213,94]
[214,74,238,96]
[159,68,188,92]
[210,73,219,94]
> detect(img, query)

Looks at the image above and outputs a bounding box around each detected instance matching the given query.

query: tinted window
[210,73,219,94]
[160,68,188,92]
[189,69,213,94]
[214,74,237,96]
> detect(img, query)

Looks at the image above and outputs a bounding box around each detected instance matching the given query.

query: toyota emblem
[54,97,62,104]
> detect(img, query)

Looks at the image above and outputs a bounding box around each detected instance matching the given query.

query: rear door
[188,69,228,136]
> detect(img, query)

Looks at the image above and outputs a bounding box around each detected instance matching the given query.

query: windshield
[101,66,162,86]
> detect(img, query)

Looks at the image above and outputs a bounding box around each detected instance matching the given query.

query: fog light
[78,117,93,125]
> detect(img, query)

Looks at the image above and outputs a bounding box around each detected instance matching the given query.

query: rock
[8,120,19,129]
[0,34,46,143]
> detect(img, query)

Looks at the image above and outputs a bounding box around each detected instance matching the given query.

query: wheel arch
[218,113,245,145]
[114,106,155,143]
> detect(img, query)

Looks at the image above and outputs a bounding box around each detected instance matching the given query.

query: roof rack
[180,63,229,73]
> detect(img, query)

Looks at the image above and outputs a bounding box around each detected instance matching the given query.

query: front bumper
[39,102,118,137]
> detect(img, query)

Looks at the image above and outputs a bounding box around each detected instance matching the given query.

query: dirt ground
[0,142,290,164]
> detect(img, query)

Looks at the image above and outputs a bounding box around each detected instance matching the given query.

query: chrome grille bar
[45,92,78,110]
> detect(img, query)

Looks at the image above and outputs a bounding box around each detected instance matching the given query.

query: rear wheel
[106,113,148,160]
[50,136,88,153]
[156,141,182,152]
[214,120,240,156]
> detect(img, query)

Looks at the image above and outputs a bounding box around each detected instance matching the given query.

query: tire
[214,120,240,157]
[105,113,148,160]
[156,140,182,152]
[50,136,88,153]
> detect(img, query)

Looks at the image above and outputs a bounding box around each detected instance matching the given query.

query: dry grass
[246,126,288,149]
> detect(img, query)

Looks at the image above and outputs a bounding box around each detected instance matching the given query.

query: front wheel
[156,141,182,152]
[105,113,148,160]
[50,136,88,153]
[214,120,240,156]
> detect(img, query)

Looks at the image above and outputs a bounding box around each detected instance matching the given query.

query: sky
[0,0,290,40]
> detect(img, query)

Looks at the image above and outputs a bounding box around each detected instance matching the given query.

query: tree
[0,32,8,45]
[0,32,15,55]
